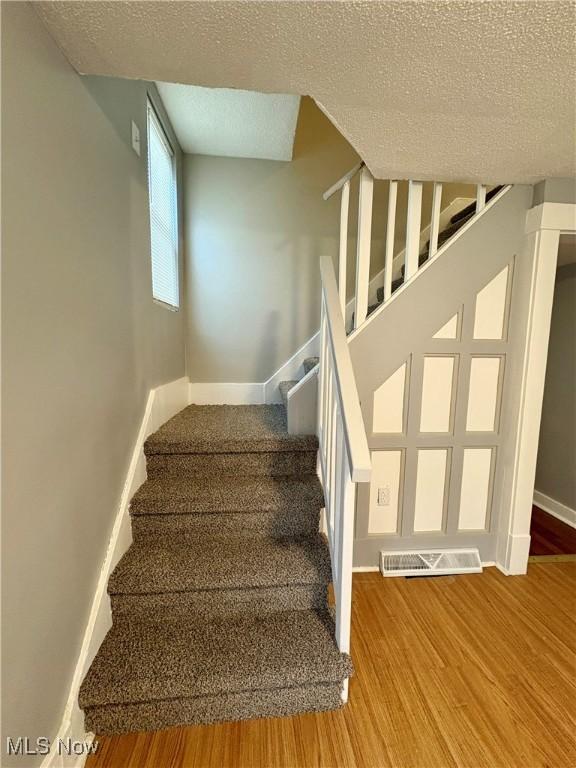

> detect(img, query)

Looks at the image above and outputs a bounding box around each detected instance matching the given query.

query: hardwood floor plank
[529,505,576,555]
[86,565,576,768]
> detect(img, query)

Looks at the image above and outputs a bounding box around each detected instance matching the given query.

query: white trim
[495,561,511,576]
[41,376,189,768]
[264,334,320,404]
[323,160,364,201]
[348,186,512,341]
[353,561,496,573]
[189,382,264,405]
[503,534,532,575]
[525,202,576,234]
[500,225,563,575]
[533,490,576,529]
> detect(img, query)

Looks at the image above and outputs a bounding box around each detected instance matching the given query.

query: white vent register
[380,549,482,578]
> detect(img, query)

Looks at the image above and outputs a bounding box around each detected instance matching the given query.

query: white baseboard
[41,376,189,768]
[264,334,320,404]
[188,333,321,407]
[353,562,495,574]
[189,381,265,405]
[502,533,532,576]
[533,490,576,529]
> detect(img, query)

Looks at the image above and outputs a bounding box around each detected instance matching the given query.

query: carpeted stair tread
[279,380,297,408]
[145,404,317,455]
[303,357,319,374]
[108,533,332,596]
[83,681,344,735]
[79,608,353,709]
[130,475,324,516]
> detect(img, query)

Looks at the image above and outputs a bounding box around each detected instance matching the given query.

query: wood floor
[86,565,576,768]
[529,505,576,555]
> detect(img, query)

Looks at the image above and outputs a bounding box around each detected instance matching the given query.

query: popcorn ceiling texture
[155,83,301,161]
[34,0,576,183]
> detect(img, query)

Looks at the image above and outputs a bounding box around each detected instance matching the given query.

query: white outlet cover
[378,486,391,506]
[131,121,141,156]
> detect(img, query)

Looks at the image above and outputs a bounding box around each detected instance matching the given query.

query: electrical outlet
[131,121,141,157]
[378,486,391,506]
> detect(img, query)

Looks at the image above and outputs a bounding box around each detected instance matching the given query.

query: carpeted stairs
[79,403,352,735]
[278,355,319,409]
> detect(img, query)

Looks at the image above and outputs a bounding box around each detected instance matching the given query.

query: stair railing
[317,254,371,702]
[324,163,493,333]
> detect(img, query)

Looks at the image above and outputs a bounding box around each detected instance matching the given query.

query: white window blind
[147,102,179,308]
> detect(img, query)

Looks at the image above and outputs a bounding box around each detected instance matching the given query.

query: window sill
[153,298,180,312]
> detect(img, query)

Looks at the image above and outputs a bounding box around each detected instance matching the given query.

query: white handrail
[319,255,371,483]
[323,161,364,201]
[317,254,371,704]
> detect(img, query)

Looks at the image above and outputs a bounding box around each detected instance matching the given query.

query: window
[147,101,179,308]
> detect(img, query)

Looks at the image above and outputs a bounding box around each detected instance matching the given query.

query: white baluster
[353,166,374,329]
[317,305,326,440]
[336,455,355,664]
[476,184,487,212]
[405,180,423,280]
[429,182,442,258]
[332,415,344,584]
[338,181,350,314]
[383,180,397,302]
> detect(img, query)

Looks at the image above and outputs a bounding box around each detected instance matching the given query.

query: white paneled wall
[459,448,493,530]
[368,451,402,534]
[433,313,459,339]
[473,266,509,339]
[420,356,455,433]
[366,263,512,548]
[466,357,502,431]
[413,449,448,532]
[373,363,406,433]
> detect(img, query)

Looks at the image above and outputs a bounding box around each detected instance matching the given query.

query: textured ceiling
[155,83,300,160]
[34,1,576,183]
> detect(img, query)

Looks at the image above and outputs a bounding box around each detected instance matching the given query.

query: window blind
[147,103,179,308]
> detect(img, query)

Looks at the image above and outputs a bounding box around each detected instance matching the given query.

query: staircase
[79,404,352,735]
[355,185,504,324]
[279,356,319,408]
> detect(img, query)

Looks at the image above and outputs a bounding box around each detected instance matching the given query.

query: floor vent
[379,549,482,578]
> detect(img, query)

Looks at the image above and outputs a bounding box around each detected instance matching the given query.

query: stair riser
[146,451,317,478]
[110,584,328,621]
[84,682,344,735]
[131,510,321,542]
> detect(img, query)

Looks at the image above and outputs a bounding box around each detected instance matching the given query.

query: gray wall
[1,3,186,764]
[183,97,474,383]
[532,177,576,205]
[535,262,576,510]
